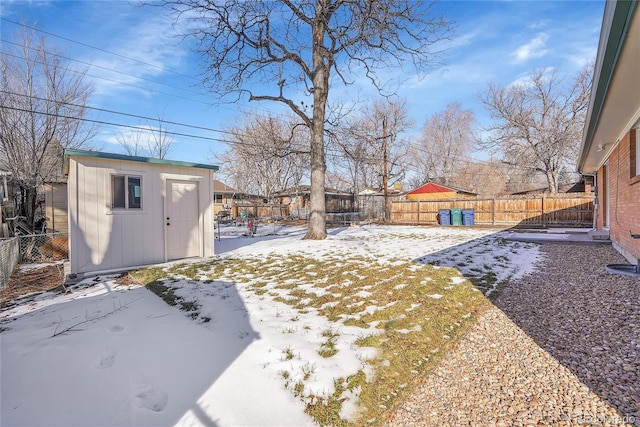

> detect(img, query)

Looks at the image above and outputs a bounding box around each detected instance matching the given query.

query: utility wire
[0,18,292,119]
[0,89,237,136]
[0,17,198,82]
[0,105,231,144]
[0,38,206,99]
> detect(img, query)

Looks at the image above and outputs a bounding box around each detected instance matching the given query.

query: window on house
[111,175,142,209]
[214,194,223,203]
[635,128,639,177]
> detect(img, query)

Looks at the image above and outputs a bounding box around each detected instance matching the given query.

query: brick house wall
[598,129,640,261]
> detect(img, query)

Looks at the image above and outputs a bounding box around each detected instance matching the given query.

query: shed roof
[408,182,476,196]
[63,149,219,175]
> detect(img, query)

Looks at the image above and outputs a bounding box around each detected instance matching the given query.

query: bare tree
[156,0,452,239]
[333,99,412,220]
[454,159,508,197]
[115,129,148,157]
[115,115,175,159]
[413,102,476,186]
[0,25,94,226]
[217,114,309,200]
[480,64,592,194]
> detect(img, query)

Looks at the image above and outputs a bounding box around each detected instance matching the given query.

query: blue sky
[1,0,605,165]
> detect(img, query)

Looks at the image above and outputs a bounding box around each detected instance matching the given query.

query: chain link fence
[1,233,68,289]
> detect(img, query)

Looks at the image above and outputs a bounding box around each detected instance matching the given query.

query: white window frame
[111,174,143,210]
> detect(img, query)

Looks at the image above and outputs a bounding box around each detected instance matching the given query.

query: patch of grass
[130,267,167,286]
[281,346,297,361]
[318,329,340,358]
[468,271,498,296]
[146,281,179,306]
[293,381,305,397]
[135,244,494,427]
[144,279,206,320]
[355,333,383,348]
[306,372,367,427]
[301,363,317,381]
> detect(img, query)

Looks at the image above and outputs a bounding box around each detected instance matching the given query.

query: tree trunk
[305,119,327,239]
[382,118,390,222]
[546,170,559,194]
[304,4,329,240]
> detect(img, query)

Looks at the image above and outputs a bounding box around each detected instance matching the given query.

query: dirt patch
[114,272,142,286]
[39,237,69,261]
[1,263,65,306]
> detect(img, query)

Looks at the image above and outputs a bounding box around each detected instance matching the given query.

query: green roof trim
[578,0,638,172]
[64,149,219,172]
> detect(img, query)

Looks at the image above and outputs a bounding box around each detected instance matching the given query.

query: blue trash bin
[462,209,475,226]
[438,209,451,226]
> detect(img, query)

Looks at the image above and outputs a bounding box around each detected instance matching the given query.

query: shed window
[111,175,142,209]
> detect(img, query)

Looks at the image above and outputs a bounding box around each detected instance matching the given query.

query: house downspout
[592,174,598,231]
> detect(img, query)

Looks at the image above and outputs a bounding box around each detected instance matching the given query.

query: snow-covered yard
[0,225,540,426]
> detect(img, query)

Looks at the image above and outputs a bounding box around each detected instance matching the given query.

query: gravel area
[387,243,639,427]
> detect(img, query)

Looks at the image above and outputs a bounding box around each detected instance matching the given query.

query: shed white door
[166,180,200,260]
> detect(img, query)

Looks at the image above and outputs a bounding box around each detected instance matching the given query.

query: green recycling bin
[450,207,462,226]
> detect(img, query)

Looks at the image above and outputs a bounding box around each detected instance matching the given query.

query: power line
[0,18,293,120]
[0,17,199,82]
[0,90,237,136]
[0,104,231,144]
[0,38,207,100]
[0,103,313,154]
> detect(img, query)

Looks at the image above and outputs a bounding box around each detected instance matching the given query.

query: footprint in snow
[130,375,168,412]
[97,350,117,369]
[109,325,124,333]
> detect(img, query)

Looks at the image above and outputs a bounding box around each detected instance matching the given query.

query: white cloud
[80,8,193,97]
[513,33,549,63]
[507,67,556,89]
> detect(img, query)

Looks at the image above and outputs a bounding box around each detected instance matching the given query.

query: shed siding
[68,156,214,274]
[407,191,456,200]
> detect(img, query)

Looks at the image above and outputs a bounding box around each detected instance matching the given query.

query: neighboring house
[578,1,640,262]
[213,180,237,215]
[64,149,218,275]
[406,182,477,200]
[273,185,355,218]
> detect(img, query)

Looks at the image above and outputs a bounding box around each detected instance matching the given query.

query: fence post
[541,196,546,227]
[417,200,420,224]
[492,199,496,226]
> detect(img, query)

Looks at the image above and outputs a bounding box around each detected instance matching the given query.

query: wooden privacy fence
[391,196,594,227]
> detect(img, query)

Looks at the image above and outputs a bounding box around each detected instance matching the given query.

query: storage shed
[64,149,218,275]
[406,182,477,200]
